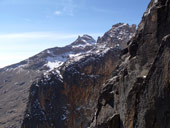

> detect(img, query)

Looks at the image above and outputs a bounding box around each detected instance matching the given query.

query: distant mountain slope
[0,23,136,128]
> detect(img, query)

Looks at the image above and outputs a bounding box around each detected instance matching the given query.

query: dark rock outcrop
[89,0,170,128]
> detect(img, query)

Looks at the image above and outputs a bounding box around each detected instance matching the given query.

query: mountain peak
[97,23,136,48]
[0,23,136,128]
[71,34,96,46]
[112,23,136,30]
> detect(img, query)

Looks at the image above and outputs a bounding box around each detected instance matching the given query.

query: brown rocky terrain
[22,48,121,128]
[1,0,170,127]
[0,24,135,128]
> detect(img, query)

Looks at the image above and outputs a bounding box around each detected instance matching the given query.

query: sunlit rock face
[0,23,135,128]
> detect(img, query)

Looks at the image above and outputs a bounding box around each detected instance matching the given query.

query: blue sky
[0,0,150,68]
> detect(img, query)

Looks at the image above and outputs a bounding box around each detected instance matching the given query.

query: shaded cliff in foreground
[89,0,170,127]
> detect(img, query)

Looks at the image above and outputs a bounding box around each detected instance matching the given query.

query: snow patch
[47,50,51,54]
[154,0,158,4]
[46,61,64,71]
[144,8,151,16]
[61,114,66,120]
[72,44,91,49]
[45,52,72,71]
[143,75,147,79]
[35,84,39,87]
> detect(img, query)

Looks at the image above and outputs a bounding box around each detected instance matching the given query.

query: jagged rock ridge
[21,23,135,128]
[2,0,170,127]
[97,23,136,48]
[0,23,135,128]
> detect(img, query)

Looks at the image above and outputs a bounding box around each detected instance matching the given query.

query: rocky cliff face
[89,0,170,128]
[97,23,136,48]
[0,24,135,128]
[22,48,121,128]
[0,34,96,128]
[1,0,170,127]
[20,24,136,128]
